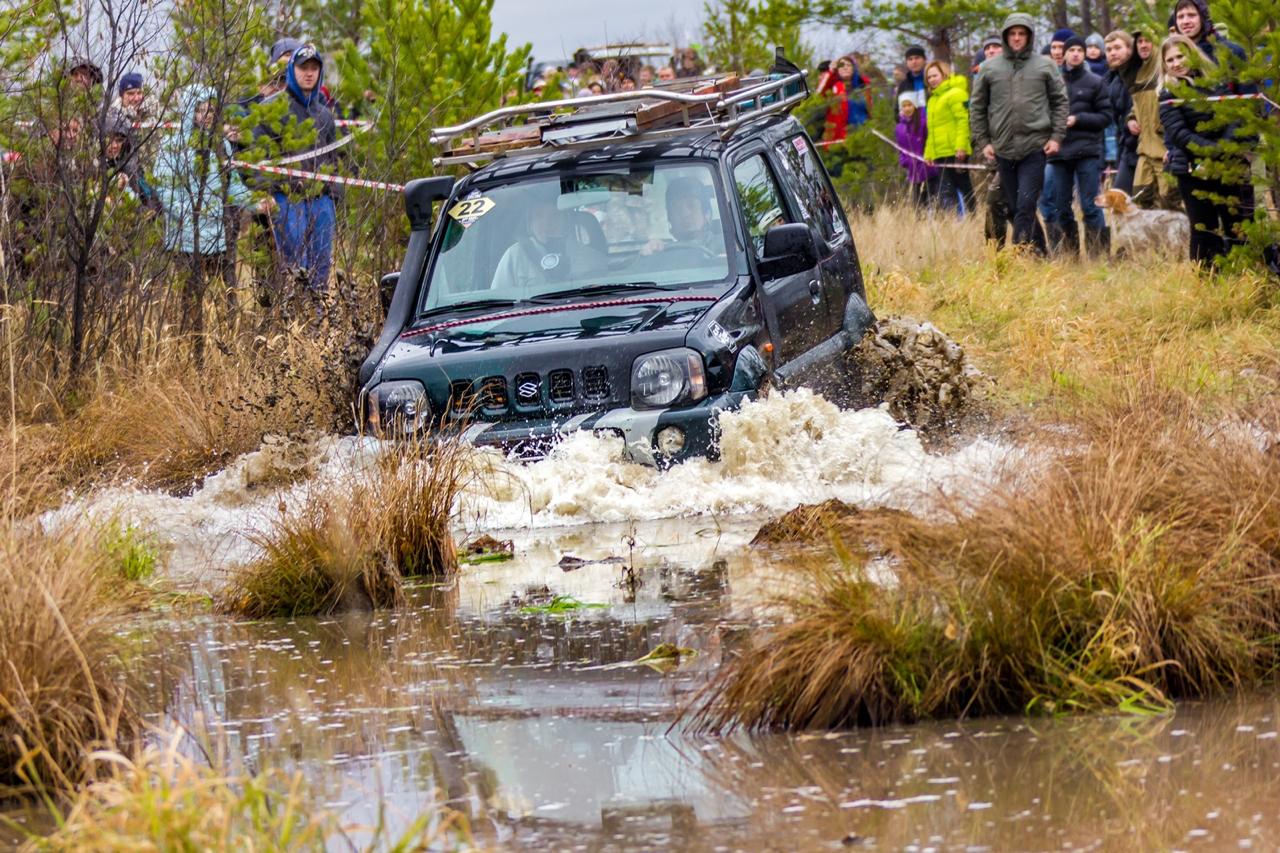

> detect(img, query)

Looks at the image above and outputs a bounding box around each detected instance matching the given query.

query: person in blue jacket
[153,85,256,348]
[253,43,342,295]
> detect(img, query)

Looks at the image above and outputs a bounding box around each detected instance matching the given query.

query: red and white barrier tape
[868,129,991,170]
[1158,92,1280,109]
[230,158,403,193]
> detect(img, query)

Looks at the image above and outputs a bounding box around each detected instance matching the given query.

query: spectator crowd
[871,0,1262,266]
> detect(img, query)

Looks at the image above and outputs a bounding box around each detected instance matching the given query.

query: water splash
[44,390,1012,579]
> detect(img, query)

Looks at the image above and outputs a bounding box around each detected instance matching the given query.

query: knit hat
[898,93,917,107]
[1085,33,1105,49]
[904,45,926,59]
[269,37,303,65]
[982,33,1003,49]
[1051,28,1076,43]
[117,72,143,95]
[1064,36,1086,50]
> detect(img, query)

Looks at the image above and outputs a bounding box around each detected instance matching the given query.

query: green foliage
[329,0,530,179]
[99,521,159,583]
[701,0,813,75]
[518,595,607,615]
[811,0,1003,62]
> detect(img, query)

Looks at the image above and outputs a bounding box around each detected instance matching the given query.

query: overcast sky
[490,1,878,71]
[490,0,699,60]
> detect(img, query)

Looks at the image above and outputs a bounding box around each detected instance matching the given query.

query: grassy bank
[854,206,1280,411]
[688,393,1280,731]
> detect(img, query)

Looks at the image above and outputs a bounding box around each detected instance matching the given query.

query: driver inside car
[490,189,606,292]
[641,176,725,256]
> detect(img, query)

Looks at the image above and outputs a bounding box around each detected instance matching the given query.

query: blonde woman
[1157,33,1252,265]
[922,60,976,213]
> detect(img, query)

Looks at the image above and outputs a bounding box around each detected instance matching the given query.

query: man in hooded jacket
[253,44,341,294]
[971,12,1069,252]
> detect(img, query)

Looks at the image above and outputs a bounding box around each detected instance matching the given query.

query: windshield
[421,163,732,312]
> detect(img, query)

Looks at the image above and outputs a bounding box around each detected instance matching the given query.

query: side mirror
[379,272,400,316]
[758,222,820,279]
[403,176,455,231]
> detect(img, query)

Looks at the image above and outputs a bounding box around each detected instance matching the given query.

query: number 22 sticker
[447,196,495,227]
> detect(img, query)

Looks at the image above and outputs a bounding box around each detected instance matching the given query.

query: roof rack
[429,71,809,168]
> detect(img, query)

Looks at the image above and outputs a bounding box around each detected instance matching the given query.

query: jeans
[1050,157,1106,231]
[271,193,336,292]
[936,158,977,214]
[1037,162,1055,224]
[996,150,1048,252]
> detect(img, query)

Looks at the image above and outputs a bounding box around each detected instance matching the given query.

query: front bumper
[457,391,751,466]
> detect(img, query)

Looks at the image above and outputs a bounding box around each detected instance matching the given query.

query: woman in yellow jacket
[923,61,977,214]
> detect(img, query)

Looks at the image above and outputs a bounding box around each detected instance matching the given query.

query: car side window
[773,135,847,241]
[731,154,791,259]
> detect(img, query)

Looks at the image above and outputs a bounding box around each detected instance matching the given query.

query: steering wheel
[658,241,720,261]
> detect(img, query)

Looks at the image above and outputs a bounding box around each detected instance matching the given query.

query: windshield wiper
[418,299,524,318]
[528,282,664,303]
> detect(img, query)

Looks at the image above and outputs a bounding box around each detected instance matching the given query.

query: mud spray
[43,383,1011,582]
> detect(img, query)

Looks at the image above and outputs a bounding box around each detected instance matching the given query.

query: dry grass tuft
[855,206,1280,410]
[689,392,1280,732]
[23,728,471,850]
[220,439,471,618]
[0,524,139,794]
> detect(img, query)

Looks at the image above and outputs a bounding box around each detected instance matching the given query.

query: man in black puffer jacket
[1102,31,1139,194]
[1047,36,1112,256]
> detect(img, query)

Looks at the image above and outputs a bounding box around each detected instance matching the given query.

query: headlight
[630,348,708,409]
[366,380,429,436]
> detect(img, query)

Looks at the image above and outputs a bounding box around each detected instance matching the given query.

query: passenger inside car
[641,176,727,257]
[489,190,608,291]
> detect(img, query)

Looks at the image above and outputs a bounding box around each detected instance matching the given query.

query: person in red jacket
[818,54,873,142]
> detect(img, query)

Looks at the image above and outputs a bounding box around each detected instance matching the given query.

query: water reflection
[129,523,1280,851]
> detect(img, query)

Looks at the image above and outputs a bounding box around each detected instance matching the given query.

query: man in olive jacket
[971,12,1069,252]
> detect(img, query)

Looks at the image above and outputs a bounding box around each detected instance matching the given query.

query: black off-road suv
[358,65,873,465]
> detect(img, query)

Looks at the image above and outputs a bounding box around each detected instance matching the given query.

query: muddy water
[37,395,1280,848]
[118,522,1280,852]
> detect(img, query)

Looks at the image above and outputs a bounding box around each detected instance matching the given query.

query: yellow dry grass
[854,206,1280,410]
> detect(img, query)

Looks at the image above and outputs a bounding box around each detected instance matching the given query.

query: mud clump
[853,316,992,433]
[751,499,909,547]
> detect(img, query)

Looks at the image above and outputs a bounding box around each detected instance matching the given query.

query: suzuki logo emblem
[518,381,539,400]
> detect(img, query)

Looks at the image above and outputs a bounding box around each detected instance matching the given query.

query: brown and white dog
[1095,188,1189,257]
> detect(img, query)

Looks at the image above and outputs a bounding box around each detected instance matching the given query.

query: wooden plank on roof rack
[447,125,541,155]
[634,75,741,130]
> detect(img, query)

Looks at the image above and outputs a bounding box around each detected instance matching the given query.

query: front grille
[478,376,508,410]
[549,369,574,404]
[583,365,609,400]
[448,379,476,416]
[513,372,541,406]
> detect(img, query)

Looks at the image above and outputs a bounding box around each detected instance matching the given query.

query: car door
[730,150,827,365]
[771,133,857,332]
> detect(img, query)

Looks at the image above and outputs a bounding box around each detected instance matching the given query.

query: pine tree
[701,0,813,75]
